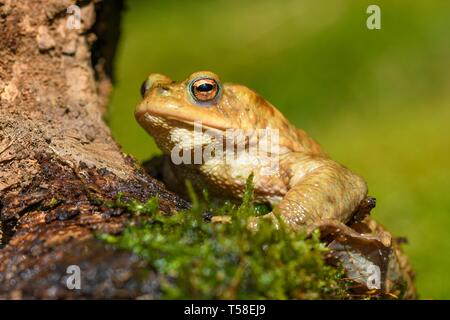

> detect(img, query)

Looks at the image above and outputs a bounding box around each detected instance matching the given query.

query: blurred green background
[108,0,450,299]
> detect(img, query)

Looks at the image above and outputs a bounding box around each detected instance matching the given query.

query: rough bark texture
[0,0,188,299]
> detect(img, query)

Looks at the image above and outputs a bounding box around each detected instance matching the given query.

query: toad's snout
[135,73,174,120]
[140,73,172,98]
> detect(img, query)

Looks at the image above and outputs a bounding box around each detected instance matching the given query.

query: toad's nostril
[140,80,149,98]
[141,74,173,98]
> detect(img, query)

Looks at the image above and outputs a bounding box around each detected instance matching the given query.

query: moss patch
[100,174,352,299]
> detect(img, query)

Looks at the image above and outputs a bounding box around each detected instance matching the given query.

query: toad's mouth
[135,102,232,132]
[137,111,231,138]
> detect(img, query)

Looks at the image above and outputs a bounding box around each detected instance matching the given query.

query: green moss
[100,174,350,299]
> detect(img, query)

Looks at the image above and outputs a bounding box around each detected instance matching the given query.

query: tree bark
[0,0,188,299]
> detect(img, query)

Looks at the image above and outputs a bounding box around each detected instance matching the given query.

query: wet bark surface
[0,0,188,299]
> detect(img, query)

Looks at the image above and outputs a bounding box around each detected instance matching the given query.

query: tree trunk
[0,0,188,299]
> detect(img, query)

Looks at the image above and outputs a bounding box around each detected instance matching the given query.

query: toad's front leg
[256,154,368,231]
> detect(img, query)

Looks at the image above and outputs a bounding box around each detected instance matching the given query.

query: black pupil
[197,83,214,92]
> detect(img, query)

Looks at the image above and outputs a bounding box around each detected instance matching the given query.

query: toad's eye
[189,78,221,104]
